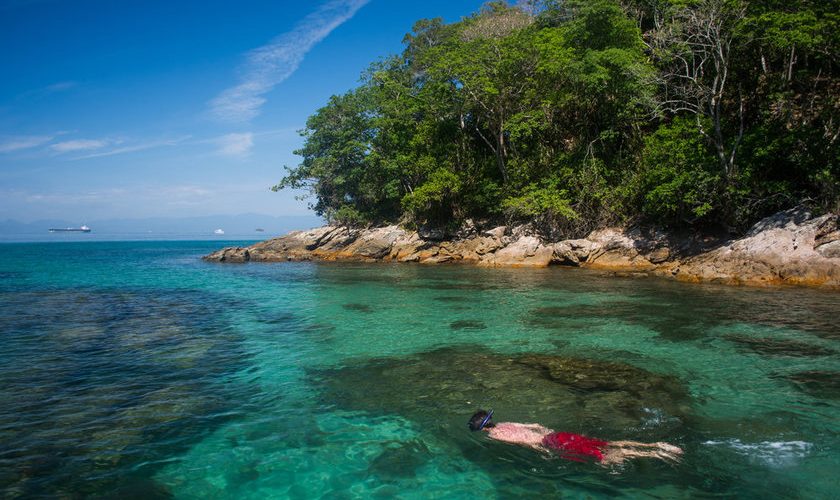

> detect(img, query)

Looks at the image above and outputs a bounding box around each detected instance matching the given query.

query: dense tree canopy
[275,0,839,237]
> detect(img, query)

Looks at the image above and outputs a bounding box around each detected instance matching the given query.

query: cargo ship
[49,225,91,233]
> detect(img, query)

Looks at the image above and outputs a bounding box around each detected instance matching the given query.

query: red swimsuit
[542,432,609,462]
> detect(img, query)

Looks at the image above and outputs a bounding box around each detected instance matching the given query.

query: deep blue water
[1,241,838,498]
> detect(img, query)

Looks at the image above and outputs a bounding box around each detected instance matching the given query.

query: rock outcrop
[204,207,840,288]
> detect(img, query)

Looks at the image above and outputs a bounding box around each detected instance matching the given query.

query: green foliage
[275,0,837,234]
[402,168,463,224]
[634,118,721,225]
[503,179,577,220]
[331,205,367,227]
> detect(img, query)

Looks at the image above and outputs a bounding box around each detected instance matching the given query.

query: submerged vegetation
[276,0,839,237]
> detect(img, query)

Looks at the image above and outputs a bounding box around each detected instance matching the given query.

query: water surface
[1,241,838,498]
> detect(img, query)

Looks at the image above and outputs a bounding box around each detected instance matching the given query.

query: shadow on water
[0,288,254,497]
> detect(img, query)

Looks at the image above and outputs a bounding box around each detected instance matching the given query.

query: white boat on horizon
[49,225,91,233]
[214,228,225,235]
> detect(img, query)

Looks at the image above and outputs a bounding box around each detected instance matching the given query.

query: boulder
[418,226,446,241]
[389,232,424,261]
[483,226,507,239]
[816,240,840,259]
[481,236,554,267]
[647,247,671,264]
[677,208,840,286]
[552,239,598,265]
[332,225,406,260]
[203,247,250,263]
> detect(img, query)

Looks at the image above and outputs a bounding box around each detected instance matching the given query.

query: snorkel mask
[477,409,494,431]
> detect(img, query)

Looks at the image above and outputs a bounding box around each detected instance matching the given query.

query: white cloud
[50,139,109,153]
[43,81,76,93]
[23,188,129,204]
[73,136,191,159]
[210,0,369,122]
[14,81,77,102]
[217,132,254,157]
[0,134,54,153]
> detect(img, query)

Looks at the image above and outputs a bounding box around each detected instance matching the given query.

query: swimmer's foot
[656,443,683,455]
[654,449,682,464]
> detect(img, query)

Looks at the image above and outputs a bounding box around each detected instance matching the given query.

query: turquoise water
[1,241,838,498]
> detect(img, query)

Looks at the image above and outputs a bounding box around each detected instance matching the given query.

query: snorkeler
[468,409,683,465]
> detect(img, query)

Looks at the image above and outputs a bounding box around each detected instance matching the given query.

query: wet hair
[468,409,495,431]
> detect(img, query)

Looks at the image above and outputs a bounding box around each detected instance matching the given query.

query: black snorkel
[477,408,494,431]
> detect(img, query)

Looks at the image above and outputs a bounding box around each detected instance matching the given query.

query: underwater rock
[782,370,840,400]
[515,354,686,397]
[367,440,432,481]
[308,346,689,437]
[0,289,245,496]
[432,295,471,303]
[257,312,298,325]
[100,478,173,500]
[724,335,835,357]
[449,320,487,331]
[343,303,374,313]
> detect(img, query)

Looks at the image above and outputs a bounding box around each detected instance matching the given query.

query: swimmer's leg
[601,442,683,465]
[609,441,683,456]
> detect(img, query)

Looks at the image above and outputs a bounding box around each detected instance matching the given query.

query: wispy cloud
[210,0,370,122]
[216,132,254,157]
[50,139,109,153]
[15,81,77,102]
[10,185,214,213]
[0,134,54,153]
[23,188,129,204]
[73,136,191,160]
[43,81,76,93]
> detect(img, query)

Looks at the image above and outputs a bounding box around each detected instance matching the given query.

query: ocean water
[1,241,838,498]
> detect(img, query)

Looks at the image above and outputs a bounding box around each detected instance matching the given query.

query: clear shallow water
[1,241,838,498]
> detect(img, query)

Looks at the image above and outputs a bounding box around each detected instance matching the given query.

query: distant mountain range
[0,213,324,241]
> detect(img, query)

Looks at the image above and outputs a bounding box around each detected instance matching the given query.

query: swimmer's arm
[518,423,551,432]
[489,433,549,452]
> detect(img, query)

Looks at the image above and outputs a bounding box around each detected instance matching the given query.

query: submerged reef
[0,289,246,496]
[307,346,690,439]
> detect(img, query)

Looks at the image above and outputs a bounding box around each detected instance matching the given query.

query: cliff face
[204,207,840,288]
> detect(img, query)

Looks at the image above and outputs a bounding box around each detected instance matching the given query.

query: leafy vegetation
[275,0,839,237]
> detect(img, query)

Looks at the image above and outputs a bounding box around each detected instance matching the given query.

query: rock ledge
[204,207,840,288]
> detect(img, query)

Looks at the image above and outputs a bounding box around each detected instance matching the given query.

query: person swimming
[468,409,683,465]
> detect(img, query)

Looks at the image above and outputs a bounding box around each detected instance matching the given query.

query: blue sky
[0,0,484,222]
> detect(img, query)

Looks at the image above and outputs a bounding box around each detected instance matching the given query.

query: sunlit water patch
[0,242,838,498]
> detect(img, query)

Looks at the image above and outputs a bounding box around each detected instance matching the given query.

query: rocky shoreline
[205,207,840,288]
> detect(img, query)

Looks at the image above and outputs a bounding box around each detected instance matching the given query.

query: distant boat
[214,228,225,235]
[49,225,91,233]
[255,228,265,232]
